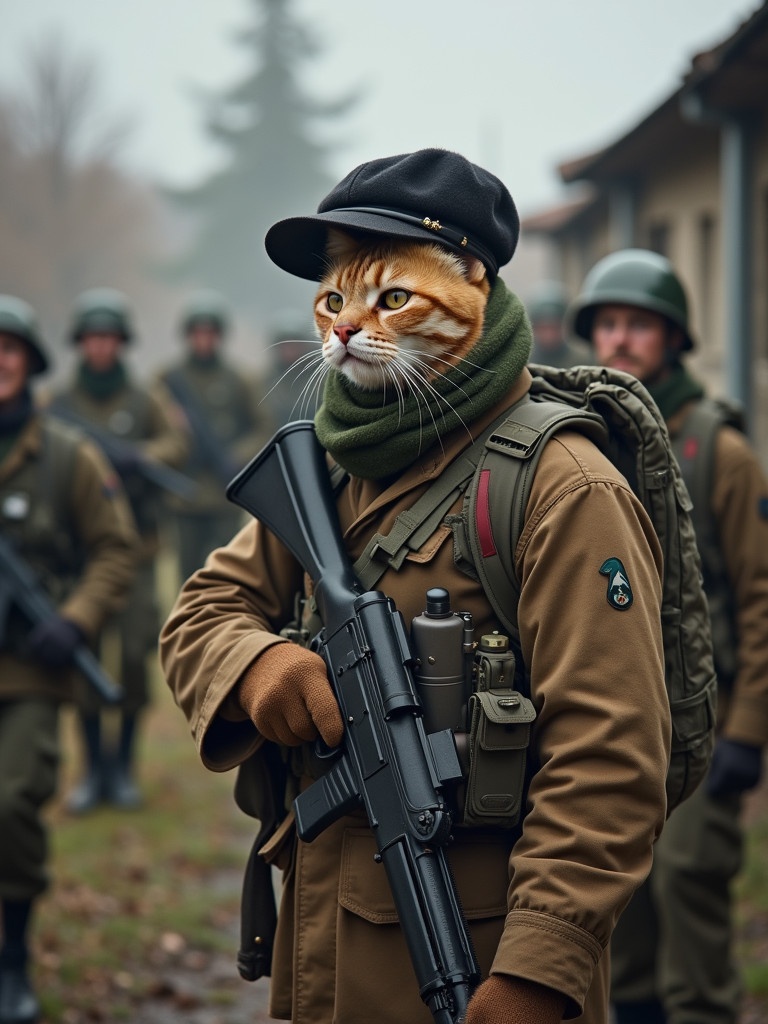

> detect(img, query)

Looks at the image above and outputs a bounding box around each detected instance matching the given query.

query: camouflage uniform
[158,293,268,583]
[0,294,137,1021]
[50,289,188,812]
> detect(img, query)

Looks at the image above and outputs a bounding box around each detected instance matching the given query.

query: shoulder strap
[466,398,607,641]
[352,402,527,591]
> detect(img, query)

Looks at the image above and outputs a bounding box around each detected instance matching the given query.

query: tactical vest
[670,398,744,688]
[52,384,157,533]
[0,419,82,651]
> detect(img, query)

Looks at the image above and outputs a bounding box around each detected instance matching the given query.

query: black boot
[107,712,142,810]
[613,999,667,1024]
[65,713,107,815]
[0,900,40,1024]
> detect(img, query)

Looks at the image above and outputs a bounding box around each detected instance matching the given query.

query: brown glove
[463,975,566,1024]
[237,642,344,748]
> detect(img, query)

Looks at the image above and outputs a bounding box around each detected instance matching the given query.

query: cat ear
[325,229,362,262]
[460,255,487,284]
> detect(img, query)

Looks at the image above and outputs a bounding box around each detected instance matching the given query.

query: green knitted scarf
[647,363,705,421]
[314,278,531,478]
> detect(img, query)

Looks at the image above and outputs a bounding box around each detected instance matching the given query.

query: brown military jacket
[160,368,670,1023]
[49,374,188,557]
[668,403,768,746]
[0,414,139,702]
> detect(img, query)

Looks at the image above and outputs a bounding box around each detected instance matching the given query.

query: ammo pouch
[464,686,535,828]
[461,633,536,829]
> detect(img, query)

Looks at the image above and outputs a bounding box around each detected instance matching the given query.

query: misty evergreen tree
[168,0,356,336]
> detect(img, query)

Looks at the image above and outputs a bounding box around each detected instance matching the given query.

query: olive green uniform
[0,413,137,897]
[158,356,268,583]
[49,368,187,812]
[610,408,768,1024]
[161,368,671,1024]
[50,375,187,712]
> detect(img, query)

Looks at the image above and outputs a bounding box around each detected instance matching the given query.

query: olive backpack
[352,363,717,815]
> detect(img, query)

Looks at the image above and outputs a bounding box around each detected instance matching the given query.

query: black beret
[265,148,520,282]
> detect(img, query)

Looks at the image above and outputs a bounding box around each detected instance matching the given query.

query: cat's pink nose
[334,324,358,346]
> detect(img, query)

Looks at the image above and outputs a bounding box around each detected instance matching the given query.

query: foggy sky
[0,0,761,216]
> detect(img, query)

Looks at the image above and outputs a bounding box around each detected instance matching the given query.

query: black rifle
[48,404,199,501]
[227,421,479,1024]
[0,533,123,704]
[162,369,240,487]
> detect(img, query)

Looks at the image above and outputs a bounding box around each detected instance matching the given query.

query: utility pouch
[463,633,536,828]
[464,687,535,828]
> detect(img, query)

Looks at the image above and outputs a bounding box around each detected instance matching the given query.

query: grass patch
[34,648,256,1022]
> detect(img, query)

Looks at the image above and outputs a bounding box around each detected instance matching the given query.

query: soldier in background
[49,288,188,814]
[570,248,768,1024]
[0,295,137,1023]
[528,280,592,368]
[261,309,319,429]
[157,290,269,585]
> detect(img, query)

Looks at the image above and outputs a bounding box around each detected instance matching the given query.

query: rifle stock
[0,533,123,704]
[227,421,479,1024]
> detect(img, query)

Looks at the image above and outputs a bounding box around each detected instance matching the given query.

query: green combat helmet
[527,280,569,325]
[69,287,135,344]
[0,294,49,375]
[567,248,695,351]
[180,290,230,338]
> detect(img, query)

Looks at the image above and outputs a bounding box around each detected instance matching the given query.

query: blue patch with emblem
[760,497,768,520]
[599,557,634,610]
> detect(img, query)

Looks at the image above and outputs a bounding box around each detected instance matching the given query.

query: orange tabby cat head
[314,231,491,392]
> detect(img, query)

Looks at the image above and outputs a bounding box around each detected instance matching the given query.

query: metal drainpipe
[609,182,637,250]
[681,90,754,431]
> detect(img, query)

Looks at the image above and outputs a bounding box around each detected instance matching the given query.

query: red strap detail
[476,468,497,558]
[683,436,699,461]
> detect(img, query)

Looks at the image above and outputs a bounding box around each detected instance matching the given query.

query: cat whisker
[400,354,476,429]
[285,353,326,420]
[383,362,412,428]
[391,363,432,455]
[411,371,473,446]
[259,350,323,409]
[391,358,462,457]
[448,352,499,376]
[285,355,327,421]
[298,360,330,419]
[263,338,320,355]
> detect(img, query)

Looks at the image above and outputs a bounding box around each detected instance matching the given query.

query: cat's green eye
[326,293,343,313]
[381,289,410,310]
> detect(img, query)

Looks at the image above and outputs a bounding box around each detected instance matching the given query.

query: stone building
[523,1,768,450]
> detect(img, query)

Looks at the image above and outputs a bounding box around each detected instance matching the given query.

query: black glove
[27,616,86,668]
[706,737,764,797]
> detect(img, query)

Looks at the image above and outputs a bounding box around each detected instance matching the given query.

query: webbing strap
[353,403,527,591]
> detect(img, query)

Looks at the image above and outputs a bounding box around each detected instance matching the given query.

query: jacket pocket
[333,829,510,1023]
[339,827,510,922]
